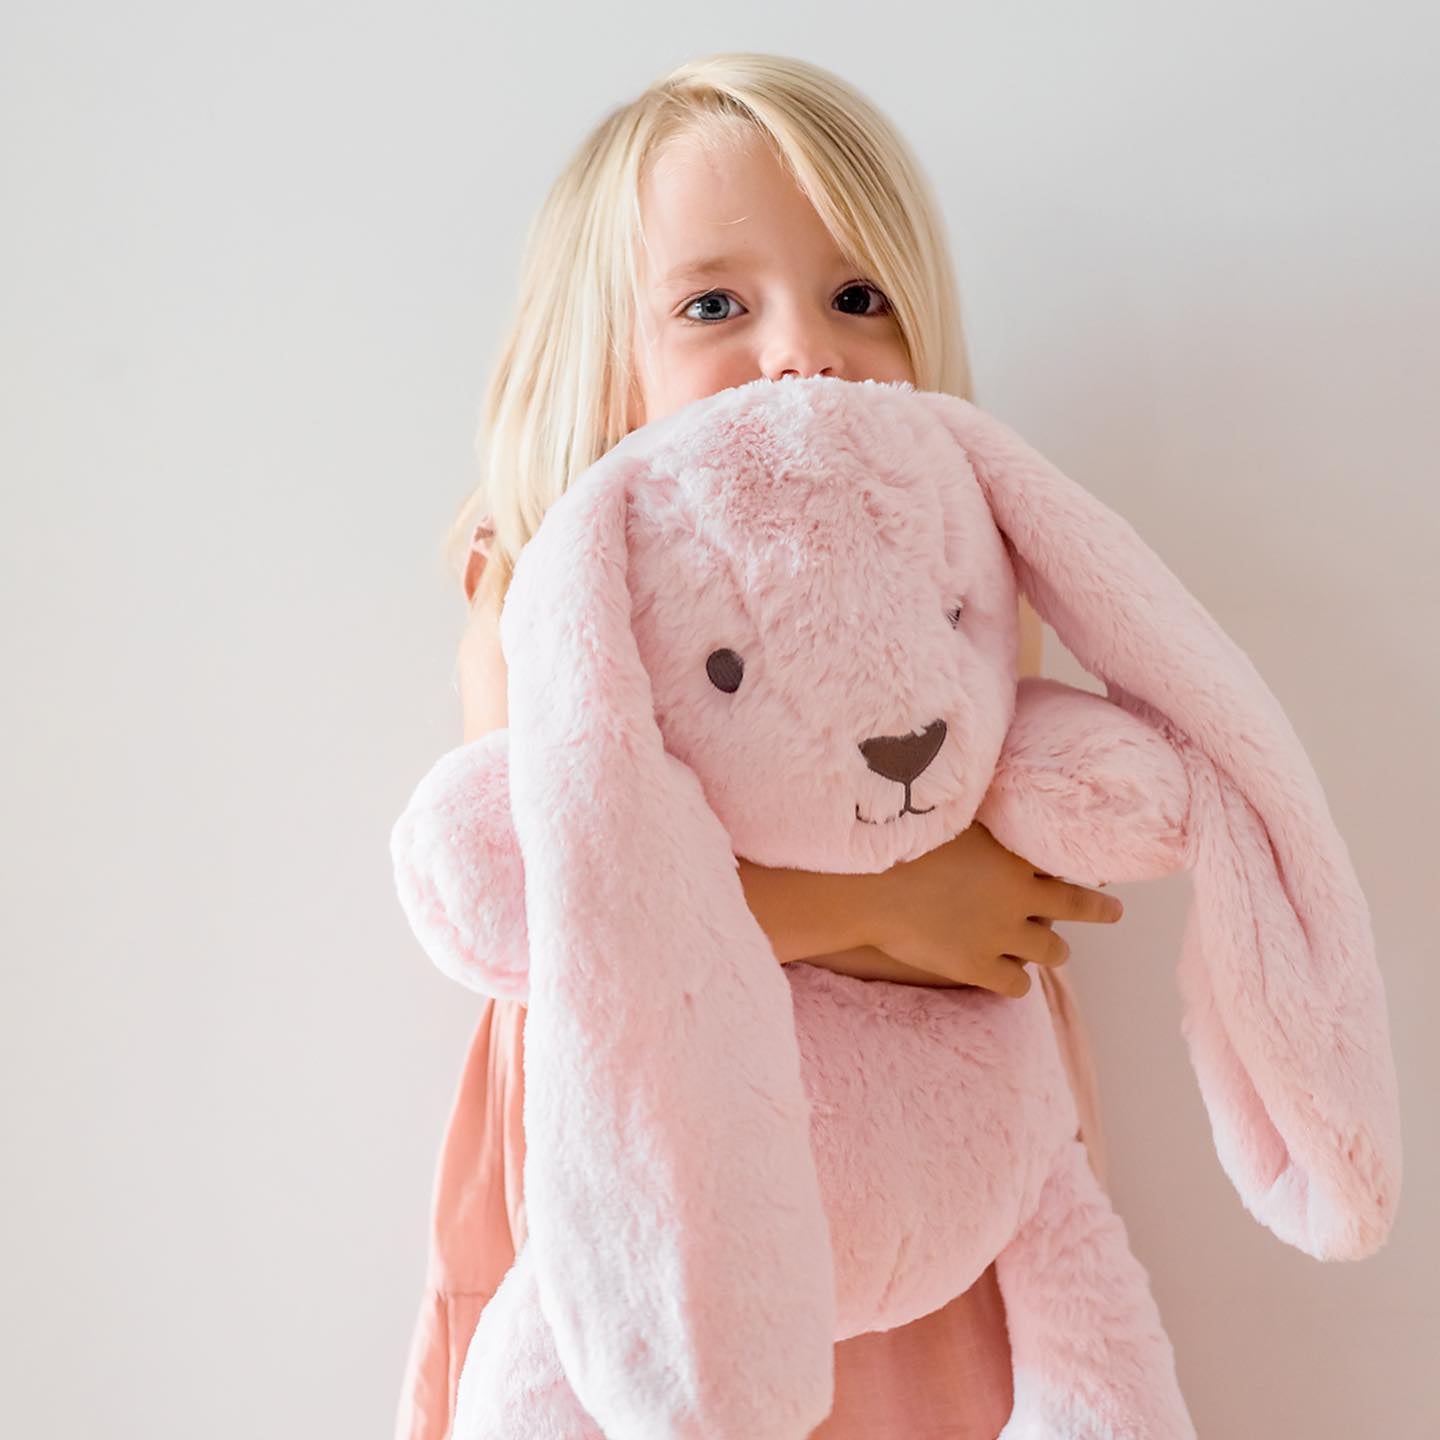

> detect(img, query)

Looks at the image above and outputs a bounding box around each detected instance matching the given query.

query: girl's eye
[679,281,894,326]
[833,282,892,317]
[684,291,744,324]
[946,600,966,628]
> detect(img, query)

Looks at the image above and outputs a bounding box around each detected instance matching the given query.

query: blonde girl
[398,53,1123,1440]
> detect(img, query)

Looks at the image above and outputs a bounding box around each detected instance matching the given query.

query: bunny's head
[586,375,1031,871]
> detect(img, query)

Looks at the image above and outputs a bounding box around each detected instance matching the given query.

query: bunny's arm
[977,677,1195,886]
[389,730,531,1001]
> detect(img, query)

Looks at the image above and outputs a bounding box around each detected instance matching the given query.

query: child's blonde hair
[451,52,980,613]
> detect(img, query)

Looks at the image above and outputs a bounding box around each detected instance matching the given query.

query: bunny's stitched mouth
[855,789,937,826]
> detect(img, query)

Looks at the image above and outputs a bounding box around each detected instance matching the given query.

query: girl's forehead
[641,136,777,236]
[645,119,766,185]
[637,134,842,282]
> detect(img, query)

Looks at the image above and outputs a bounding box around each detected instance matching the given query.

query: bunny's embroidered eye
[946,600,966,628]
[706,648,745,694]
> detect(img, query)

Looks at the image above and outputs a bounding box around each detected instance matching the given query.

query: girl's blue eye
[685,292,742,323]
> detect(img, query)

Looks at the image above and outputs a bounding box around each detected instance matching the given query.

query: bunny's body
[399,679,1195,1439]
[393,377,1400,1439]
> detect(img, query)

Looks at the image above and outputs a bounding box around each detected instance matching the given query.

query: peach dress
[395,522,1110,1440]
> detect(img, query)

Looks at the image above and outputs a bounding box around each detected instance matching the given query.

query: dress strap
[469,512,496,562]
[1037,964,1108,1192]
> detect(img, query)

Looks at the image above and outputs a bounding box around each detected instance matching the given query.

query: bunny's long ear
[923,393,1401,1261]
[498,449,835,1438]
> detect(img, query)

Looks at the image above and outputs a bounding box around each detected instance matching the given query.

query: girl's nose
[761,311,843,382]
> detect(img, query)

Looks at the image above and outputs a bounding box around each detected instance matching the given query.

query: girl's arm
[735,819,1118,998]
[733,861,960,986]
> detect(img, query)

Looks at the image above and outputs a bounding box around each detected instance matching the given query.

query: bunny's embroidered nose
[858,720,948,785]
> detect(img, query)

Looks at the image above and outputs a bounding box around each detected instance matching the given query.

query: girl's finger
[1010,922,1069,968]
[1034,876,1123,924]
[993,955,1033,997]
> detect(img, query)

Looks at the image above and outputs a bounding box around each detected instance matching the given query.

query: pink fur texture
[391,376,1402,1438]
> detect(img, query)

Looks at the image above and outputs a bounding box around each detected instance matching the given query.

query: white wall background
[4,2,1436,1435]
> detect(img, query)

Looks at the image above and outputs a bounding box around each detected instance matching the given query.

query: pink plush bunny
[392,377,1402,1439]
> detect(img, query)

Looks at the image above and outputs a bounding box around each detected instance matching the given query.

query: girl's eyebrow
[661,254,747,285]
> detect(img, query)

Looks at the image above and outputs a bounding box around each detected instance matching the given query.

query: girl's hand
[858,823,1122,997]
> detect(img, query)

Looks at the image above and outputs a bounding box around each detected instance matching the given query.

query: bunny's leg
[995,1140,1195,1440]
[450,1241,604,1440]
